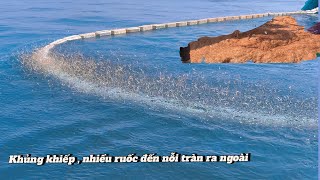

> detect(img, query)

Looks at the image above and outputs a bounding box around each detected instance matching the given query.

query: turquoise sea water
[0,0,318,179]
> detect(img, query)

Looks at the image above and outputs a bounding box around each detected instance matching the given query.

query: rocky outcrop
[180,16,320,63]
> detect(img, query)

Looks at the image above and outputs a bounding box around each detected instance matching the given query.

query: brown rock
[180,16,320,63]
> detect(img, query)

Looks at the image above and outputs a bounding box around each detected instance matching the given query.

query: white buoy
[126,27,140,33]
[111,29,127,35]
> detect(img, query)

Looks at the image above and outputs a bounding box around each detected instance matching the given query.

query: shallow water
[0,0,318,179]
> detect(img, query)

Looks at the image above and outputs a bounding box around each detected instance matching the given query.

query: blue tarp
[301,0,318,10]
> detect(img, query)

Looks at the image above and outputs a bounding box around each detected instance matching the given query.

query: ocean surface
[0,0,318,179]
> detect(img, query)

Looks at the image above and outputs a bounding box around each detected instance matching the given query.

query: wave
[20,44,317,129]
